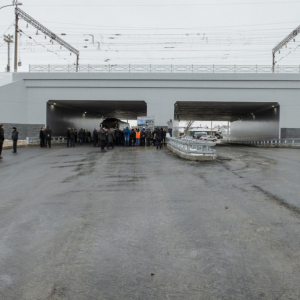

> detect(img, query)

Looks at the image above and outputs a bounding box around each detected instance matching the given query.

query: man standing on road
[154,127,162,150]
[167,119,173,137]
[70,128,75,147]
[98,126,108,151]
[123,126,131,147]
[39,127,45,148]
[0,124,4,159]
[145,127,151,146]
[107,128,116,149]
[66,127,71,147]
[11,127,19,153]
[93,128,98,147]
[45,126,52,148]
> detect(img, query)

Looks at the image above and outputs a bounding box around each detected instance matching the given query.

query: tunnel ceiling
[175,101,278,121]
[48,100,147,119]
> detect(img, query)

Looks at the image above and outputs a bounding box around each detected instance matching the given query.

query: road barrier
[167,137,216,161]
[227,139,300,147]
[26,136,67,144]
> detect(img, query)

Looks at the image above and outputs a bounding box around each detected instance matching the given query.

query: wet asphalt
[0,143,300,300]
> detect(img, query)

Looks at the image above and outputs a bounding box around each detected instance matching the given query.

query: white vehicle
[200,135,218,142]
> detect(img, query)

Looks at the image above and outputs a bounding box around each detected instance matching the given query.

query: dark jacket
[154,128,162,140]
[39,130,44,139]
[108,131,116,143]
[98,129,107,141]
[93,130,98,140]
[12,130,19,141]
[70,130,75,139]
[145,129,151,138]
[67,130,70,138]
[45,128,52,139]
[79,129,85,138]
[141,129,146,138]
[0,128,5,143]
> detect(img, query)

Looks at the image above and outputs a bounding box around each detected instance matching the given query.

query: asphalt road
[0,144,300,300]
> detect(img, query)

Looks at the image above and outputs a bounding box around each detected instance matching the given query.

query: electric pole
[4,35,13,72]
[14,1,19,72]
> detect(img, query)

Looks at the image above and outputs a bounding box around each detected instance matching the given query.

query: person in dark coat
[70,128,75,147]
[161,127,166,147]
[79,128,84,145]
[145,128,151,146]
[141,127,146,146]
[66,127,71,147]
[93,128,98,147]
[0,124,4,159]
[114,129,119,146]
[45,126,52,148]
[11,127,19,153]
[74,129,78,143]
[154,127,162,149]
[39,127,45,148]
[130,128,136,146]
[98,126,108,150]
[107,129,116,149]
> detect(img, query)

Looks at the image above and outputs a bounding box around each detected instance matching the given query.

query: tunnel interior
[175,101,278,122]
[174,101,280,140]
[47,100,147,136]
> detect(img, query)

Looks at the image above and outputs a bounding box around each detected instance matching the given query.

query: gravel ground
[0,144,299,300]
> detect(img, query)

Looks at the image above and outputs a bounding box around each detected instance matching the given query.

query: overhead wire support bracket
[15,7,80,72]
[272,25,300,72]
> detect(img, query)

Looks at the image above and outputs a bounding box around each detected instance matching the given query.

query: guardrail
[26,136,67,144]
[167,137,216,155]
[227,139,300,146]
[29,64,300,74]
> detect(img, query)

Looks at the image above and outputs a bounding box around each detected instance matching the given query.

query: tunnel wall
[230,107,279,141]
[47,104,100,136]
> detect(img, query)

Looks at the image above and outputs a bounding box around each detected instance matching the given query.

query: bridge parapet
[29,64,300,74]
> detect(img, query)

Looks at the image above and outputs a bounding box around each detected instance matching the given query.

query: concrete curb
[166,144,216,161]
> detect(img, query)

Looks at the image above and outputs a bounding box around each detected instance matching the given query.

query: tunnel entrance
[47,100,147,136]
[174,101,280,140]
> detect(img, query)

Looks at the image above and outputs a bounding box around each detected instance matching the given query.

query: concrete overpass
[0,71,299,140]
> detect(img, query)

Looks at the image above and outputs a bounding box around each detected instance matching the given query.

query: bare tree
[184,121,195,135]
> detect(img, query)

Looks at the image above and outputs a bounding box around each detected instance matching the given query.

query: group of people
[39,126,53,148]
[0,124,19,159]
[63,126,168,150]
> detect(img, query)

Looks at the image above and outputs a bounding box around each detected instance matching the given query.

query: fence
[227,139,300,147]
[28,64,300,74]
[26,136,67,144]
[167,137,216,155]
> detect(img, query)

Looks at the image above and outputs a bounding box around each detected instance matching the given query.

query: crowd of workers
[0,119,173,159]
[62,126,168,150]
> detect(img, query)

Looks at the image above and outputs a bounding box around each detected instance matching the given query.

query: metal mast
[4,34,14,72]
[14,7,80,72]
[272,25,300,71]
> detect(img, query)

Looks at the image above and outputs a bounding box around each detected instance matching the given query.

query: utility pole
[14,1,19,72]
[4,35,14,72]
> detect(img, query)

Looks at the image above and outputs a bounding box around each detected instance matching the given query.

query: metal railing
[228,138,300,146]
[168,137,216,155]
[29,64,300,74]
[26,136,67,144]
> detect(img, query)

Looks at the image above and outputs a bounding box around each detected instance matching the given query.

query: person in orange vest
[135,128,141,146]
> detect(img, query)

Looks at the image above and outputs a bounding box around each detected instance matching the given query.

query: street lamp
[0,3,22,10]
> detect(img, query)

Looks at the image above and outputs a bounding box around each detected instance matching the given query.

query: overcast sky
[1,0,300,72]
